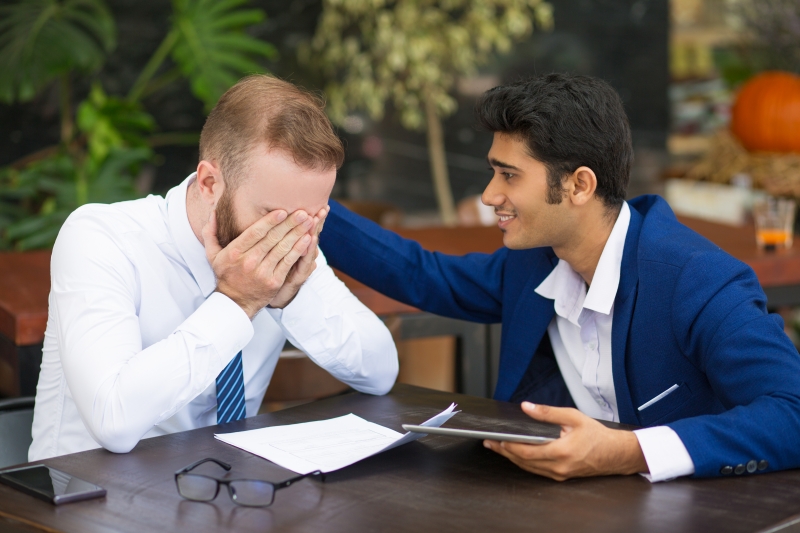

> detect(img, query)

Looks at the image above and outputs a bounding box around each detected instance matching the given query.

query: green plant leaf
[0,0,116,103]
[78,84,156,164]
[170,0,276,111]
[306,0,551,128]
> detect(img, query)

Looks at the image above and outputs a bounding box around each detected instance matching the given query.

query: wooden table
[1,384,799,533]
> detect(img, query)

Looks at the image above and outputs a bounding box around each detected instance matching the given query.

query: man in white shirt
[319,73,800,481]
[29,75,398,461]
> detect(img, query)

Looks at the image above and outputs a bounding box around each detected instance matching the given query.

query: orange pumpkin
[731,71,800,153]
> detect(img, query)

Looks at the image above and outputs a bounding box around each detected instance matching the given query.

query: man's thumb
[521,402,582,427]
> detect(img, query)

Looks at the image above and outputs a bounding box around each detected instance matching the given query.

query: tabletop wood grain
[1,385,798,533]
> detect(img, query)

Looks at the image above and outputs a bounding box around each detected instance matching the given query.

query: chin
[502,233,523,250]
[502,232,538,251]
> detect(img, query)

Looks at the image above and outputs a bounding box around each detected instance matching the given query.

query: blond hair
[199,75,344,189]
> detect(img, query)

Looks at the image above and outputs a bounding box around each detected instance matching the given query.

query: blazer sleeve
[318,200,506,324]
[666,250,800,477]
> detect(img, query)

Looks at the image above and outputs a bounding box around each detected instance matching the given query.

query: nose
[481,174,505,208]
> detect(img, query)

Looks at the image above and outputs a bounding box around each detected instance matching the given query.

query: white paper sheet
[214,403,458,474]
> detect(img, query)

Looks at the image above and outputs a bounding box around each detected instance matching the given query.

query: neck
[552,205,621,286]
[186,180,208,244]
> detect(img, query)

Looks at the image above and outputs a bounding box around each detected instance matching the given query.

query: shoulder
[630,196,756,292]
[630,195,728,270]
[58,195,168,245]
[629,197,764,330]
[53,196,169,276]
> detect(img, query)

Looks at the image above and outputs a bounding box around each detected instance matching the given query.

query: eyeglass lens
[177,474,219,501]
[229,480,276,507]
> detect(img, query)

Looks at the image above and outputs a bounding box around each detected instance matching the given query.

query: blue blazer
[320,195,800,478]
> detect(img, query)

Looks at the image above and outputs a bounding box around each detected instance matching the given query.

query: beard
[215,187,243,248]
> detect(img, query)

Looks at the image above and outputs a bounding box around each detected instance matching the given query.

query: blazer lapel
[612,206,643,425]
[494,252,557,401]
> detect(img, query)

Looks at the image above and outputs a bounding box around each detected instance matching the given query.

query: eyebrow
[487,157,522,171]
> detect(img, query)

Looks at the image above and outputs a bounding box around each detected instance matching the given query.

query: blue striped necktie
[216,351,246,424]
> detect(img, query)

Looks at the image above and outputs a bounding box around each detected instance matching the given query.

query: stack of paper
[215,404,458,474]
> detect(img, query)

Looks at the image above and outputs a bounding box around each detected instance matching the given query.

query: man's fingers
[522,402,585,428]
[254,211,312,258]
[262,218,312,272]
[229,209,289,254]
[484,439,553,462]
[301,217,320,256]
[273,234,312,281]
[484,440,567,481]
[314,207,328,234]
[500,441,556,461]
[202,210,223,261]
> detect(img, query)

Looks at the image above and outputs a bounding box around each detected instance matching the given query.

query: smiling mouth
[497,214,516,222]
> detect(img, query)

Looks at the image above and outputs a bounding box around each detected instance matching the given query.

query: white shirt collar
[166,173,217,297]
[535,202,631,324]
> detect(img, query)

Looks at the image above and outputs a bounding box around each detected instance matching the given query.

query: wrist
[620,430,649,475]
[215,289,259,319]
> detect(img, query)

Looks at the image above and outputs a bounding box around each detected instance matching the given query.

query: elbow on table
[88,423,144,455]
[357,341,399,396]
[374,354,400,396]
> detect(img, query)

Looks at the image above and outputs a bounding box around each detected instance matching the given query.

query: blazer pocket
[637,382,693,426]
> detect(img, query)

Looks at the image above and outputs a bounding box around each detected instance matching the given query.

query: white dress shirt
[534,202,695,482]
[29,174,398,461]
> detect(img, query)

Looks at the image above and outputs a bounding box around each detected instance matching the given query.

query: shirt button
[758,460,769,471]
[734,464,746,475]
[720,466,733,475]
[746,460,757,474]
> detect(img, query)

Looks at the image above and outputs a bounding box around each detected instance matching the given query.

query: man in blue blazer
[319,73,800,482]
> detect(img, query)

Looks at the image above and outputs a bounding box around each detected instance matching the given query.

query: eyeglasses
[175,458,324,507]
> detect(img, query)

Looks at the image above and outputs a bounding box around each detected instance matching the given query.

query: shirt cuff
[634,426,696,482]
[180,291,254,367]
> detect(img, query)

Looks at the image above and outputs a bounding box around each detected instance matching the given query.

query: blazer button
[720,466,733,475]
[746,460,757,473]
[734,464,746,475]
[758,460,769,471]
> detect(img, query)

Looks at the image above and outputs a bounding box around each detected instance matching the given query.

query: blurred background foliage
[0,0,275,250]
[719,0,800,87]
[303,0,553,225]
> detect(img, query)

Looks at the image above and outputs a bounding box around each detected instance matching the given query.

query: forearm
[60,293,253,452]
[321,200,504,322]
[668,393,800,477]
[267,262,399,395]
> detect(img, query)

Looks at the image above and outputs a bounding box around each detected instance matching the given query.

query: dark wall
[0,0,667,209]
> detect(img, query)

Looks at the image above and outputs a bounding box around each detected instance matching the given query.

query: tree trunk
[424,95,458,226]
[59,74,73,145]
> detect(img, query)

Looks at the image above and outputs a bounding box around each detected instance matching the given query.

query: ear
[195,160,225,206]
[565,166,597,207]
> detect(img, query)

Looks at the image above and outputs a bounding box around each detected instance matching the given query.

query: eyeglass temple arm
[274,470,325,490]
[176,457,233,475]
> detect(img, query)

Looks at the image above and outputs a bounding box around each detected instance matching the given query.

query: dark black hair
[476,73,632,209]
